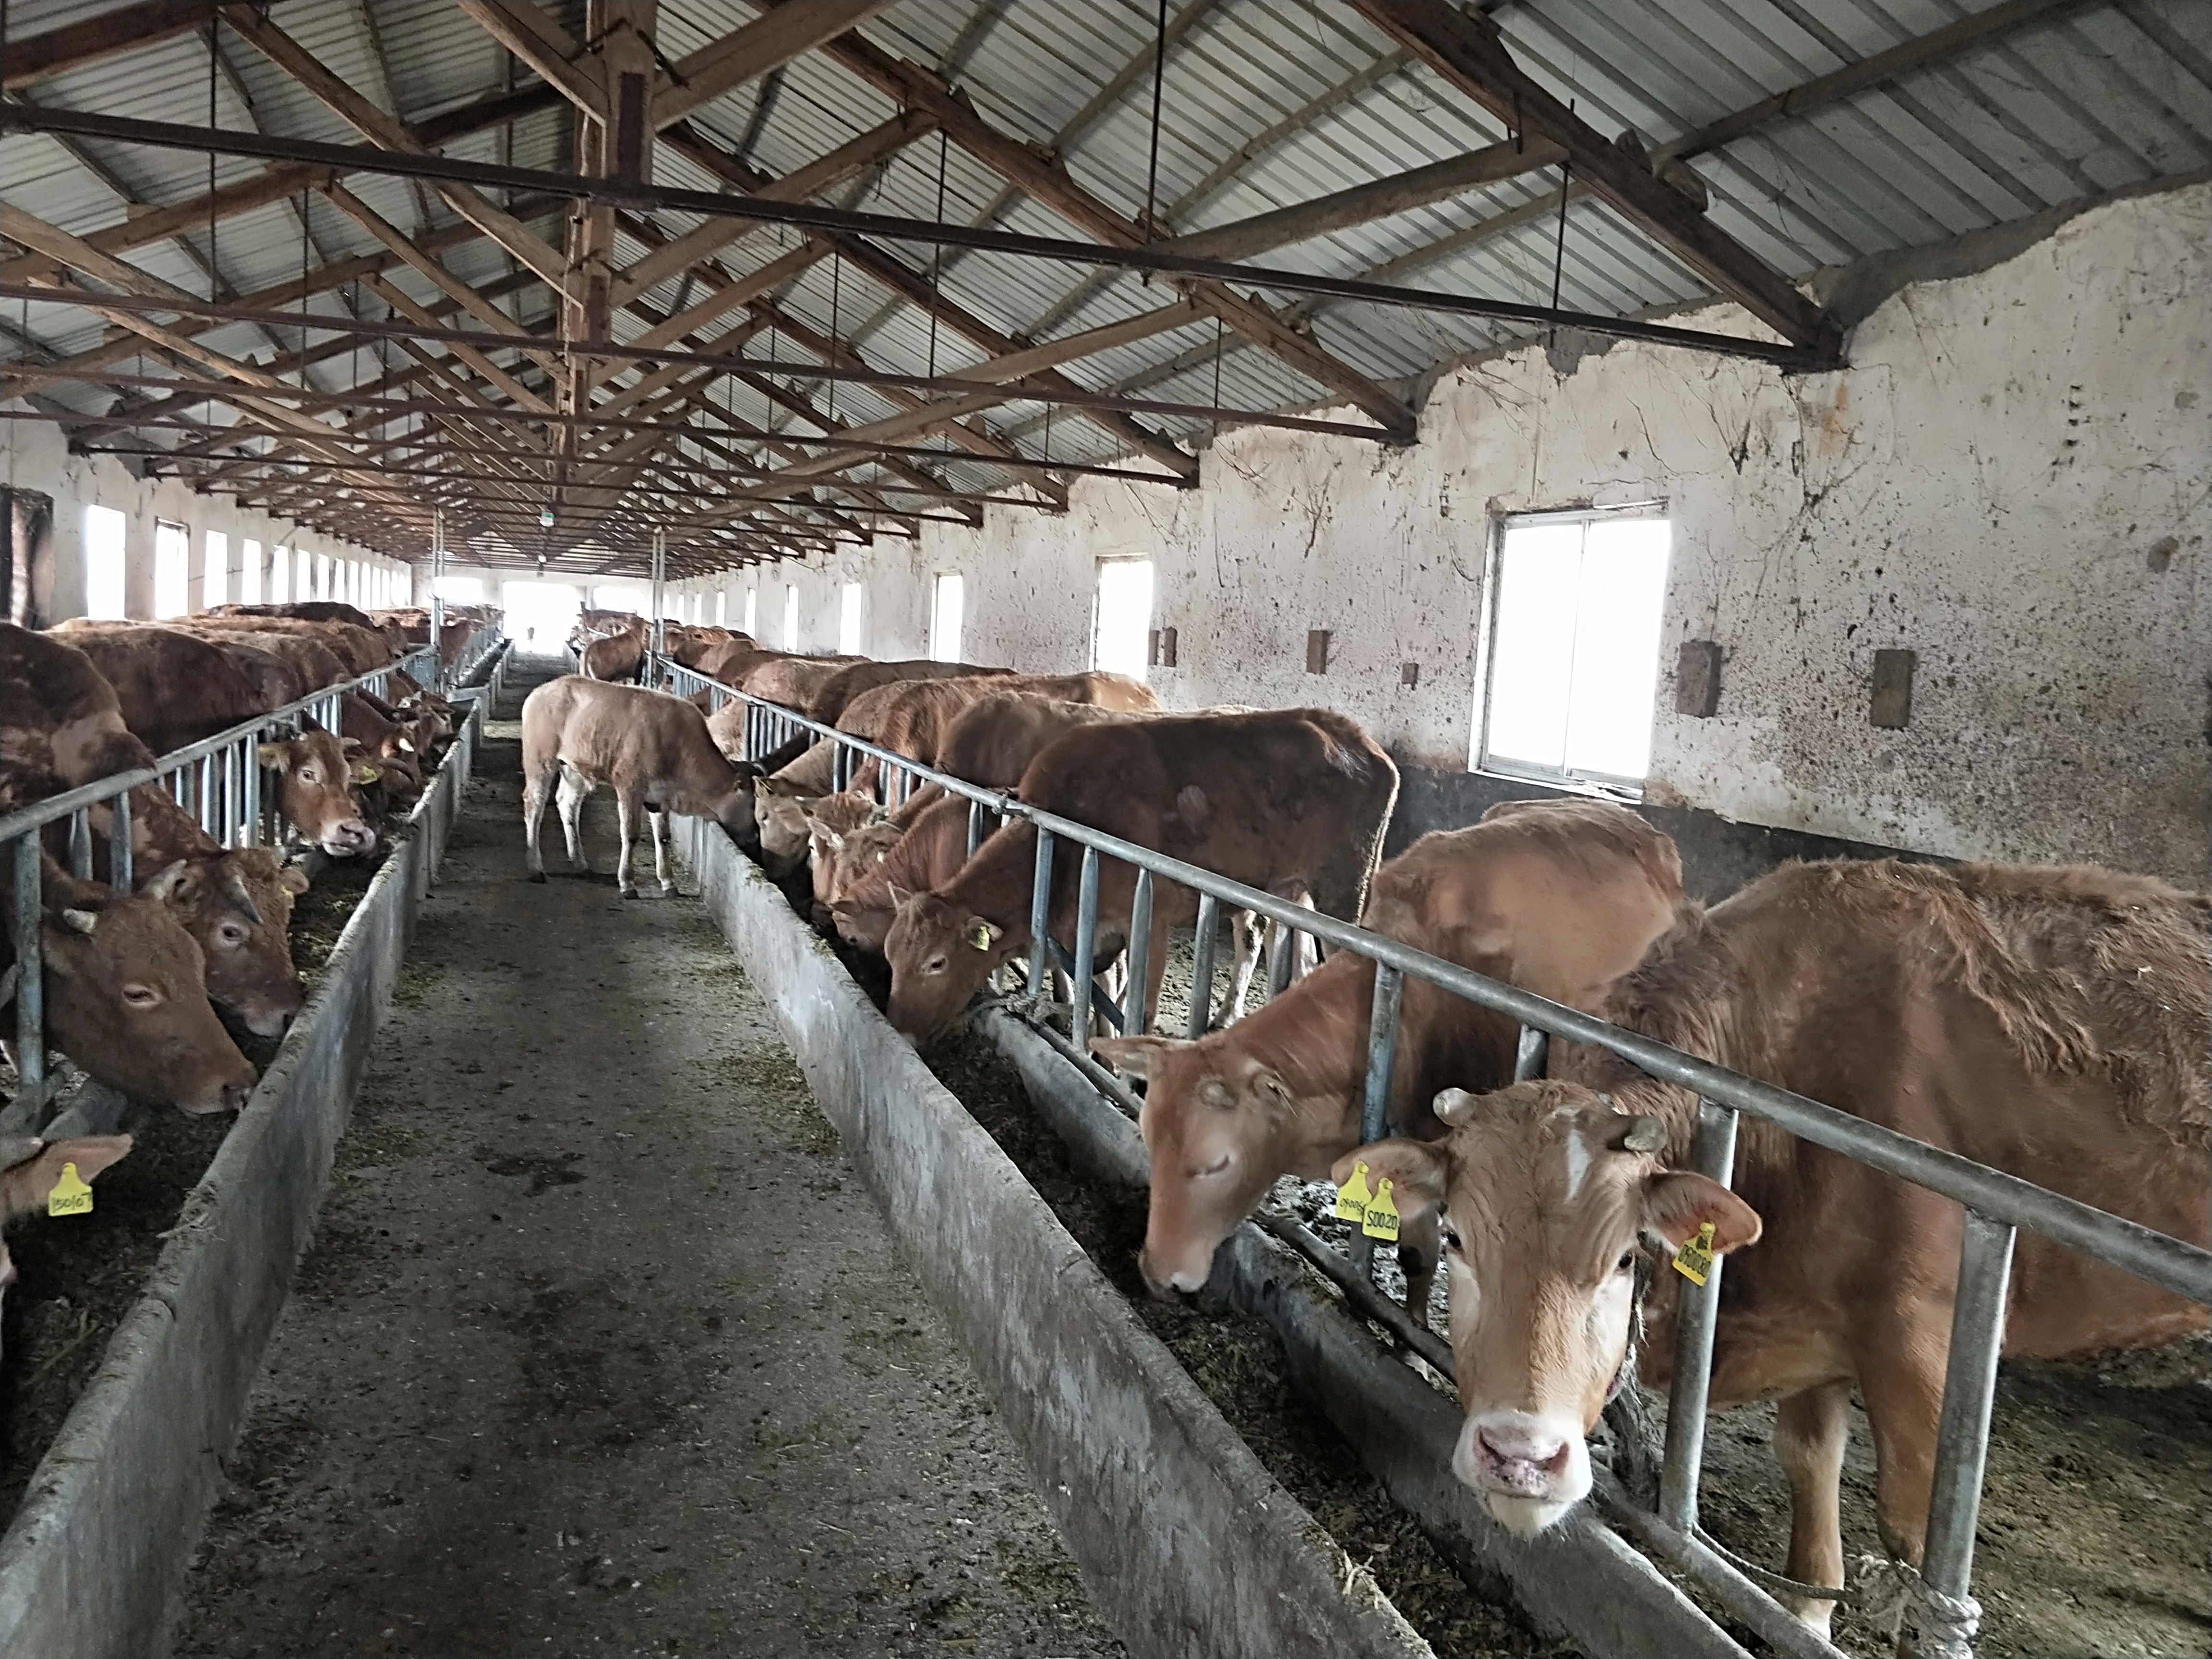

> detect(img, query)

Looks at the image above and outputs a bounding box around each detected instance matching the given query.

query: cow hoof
[528,871,547,884]
[620,885,639,900]
[659,881,677,897]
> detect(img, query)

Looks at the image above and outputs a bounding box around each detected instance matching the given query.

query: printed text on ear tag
[1361,1178,1400,1243]
[47,1163,93,1218]
[1334,1161,1372,1226]
[1671,1221,1717,1286]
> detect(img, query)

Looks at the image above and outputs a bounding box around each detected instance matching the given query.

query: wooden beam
[655,1,900,131]
[455,0,609,119]
[1350,0,1836,355]
[2,0,210,90]
[806,21,1420,438]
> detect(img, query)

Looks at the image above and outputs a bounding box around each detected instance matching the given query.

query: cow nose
[1475,1421,1573,1494]
[1135,1247,1204,1301]
[327,819,377,854]
[220,1076,255,1113]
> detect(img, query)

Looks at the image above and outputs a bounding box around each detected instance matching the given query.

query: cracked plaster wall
[688,181,2209,884]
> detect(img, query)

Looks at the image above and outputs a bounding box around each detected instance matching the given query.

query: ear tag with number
[1334,1161,1372,1226]
[1671,1221,1717,1286]
[1361,1178,1400,1243]
[968,926,993,951]
[47,1163,93,1218]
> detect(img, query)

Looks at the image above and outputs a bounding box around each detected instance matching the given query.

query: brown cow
[521,677,759,897]
[210,601,378,629]
[1347,858,2209,1632]
[829,792,980,955]
[582,631,646,683]
[1096,798,1685,1322]
[258,722,379,857]
[14,861,260,1110]
[884,709,1398,1044]
[834,671,1156,797]
[0,626,308,1037]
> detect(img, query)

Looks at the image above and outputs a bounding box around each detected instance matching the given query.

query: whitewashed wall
[820,181,2209,884]
[0,418,411,617]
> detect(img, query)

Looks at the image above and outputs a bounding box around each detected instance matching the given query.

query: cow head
[150,851,310,1037]
[810,816,899,910]
[0,1137,135,1339]
[710,767,760,845]
[1092,1031,1357,1299]
[752,777,815,878]
[260,722,377,856]
[883,891,1012,1043]
[41,883,258,1112]
[1335,1081,1758,1536]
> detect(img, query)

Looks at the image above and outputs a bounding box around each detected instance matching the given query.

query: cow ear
[0,1135,132,1222]
[963,917,1001,952]
[278,862,312,895]
[298,713,325,735]
[1642,1172,1762,1256]
[256,742,289,769]
[886,883,914,909]
[1330,1138,1448,1222]
[1432,1087,1485,1127]
[1605,1115,1669,1154]
[56,907,100,936]
[1254,1070,1295,1114]
[140,860,194,904]
[1091,1035,1189,1079]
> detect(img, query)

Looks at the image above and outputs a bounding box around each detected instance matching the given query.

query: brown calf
[1355,858,2210,1631]
[1095,798,1684,1322]
[521,677,759,897]
[828,792,982,955]
[884,709,1398,1044]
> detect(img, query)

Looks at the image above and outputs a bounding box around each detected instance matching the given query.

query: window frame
[930,571,964,663]
[1472,502,1671,795]
[1089,556,1154,682]
[82,504,128,619]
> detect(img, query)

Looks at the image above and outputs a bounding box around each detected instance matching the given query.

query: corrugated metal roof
[3,0,2207,565]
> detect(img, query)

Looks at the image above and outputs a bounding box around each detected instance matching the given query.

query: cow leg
[614,792,640,898]
[1773,1380,1851,1635]
[556,769,591,872]
[1223,910,1264,1026]
[1265,882,1316,998]
[1856,1327,1947,1571]
[522,765,553,882]
[649,809,675,896]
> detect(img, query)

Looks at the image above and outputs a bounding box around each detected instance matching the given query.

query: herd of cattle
[0,600,495,1318]
[540,612,2209,1632]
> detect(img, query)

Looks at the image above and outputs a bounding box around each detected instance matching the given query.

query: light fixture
[540,505,556,529]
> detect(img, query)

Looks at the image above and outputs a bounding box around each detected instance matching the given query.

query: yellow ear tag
[1361,1178,1401,1242]
[967,926,992,951]
[47,1163,93,1218]
[1671,1221,1717,1286]
[1334,1161,1372,1226]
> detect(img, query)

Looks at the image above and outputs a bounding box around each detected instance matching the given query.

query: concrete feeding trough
[0,690,490,1659]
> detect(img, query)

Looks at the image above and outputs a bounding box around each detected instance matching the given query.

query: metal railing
[662,656,2212,1659]
[0,644,440,1139]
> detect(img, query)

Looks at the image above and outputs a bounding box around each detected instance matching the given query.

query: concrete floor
[174,660,1122,1659]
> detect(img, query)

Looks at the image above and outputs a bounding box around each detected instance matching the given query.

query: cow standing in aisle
[1344,857,2210,1633]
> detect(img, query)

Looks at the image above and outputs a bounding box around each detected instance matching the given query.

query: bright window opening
[503,578,579,649]
[269,548,290,603]
[434,575,486,605]
[204,531,228,608]
[1478,511,1671,786]
[714,590,727,626]
[591,585,644,613]
[783,584,799,649]
[931,572,964,662]
[313,553,331,599]
[83,505,127,619]
[743,588,757,636]
[151,520,190,618]
[239,539,262,604]
[838,583,864,654]
[1091,559,1153,681]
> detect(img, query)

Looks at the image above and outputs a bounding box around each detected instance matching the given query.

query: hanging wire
[927,130,949,380]
[299,187,311,387]
[1209,314,1224,445]
[827,249,842,425]
[1143,0,1169,242]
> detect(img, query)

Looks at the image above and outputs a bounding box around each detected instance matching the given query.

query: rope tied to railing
[1857,1553,1982,1659]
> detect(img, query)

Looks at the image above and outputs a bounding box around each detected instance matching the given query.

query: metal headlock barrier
[0,643,445,1140]
[662,655,2212,1659]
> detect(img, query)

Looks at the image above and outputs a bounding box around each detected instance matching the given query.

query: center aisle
[176,658,1123,1659]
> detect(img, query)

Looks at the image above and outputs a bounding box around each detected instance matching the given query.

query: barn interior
[0,3,2205,1658]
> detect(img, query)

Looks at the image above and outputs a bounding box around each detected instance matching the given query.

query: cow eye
[924,956,947,974]
[1614,1248,1638,1276]
[217,922,249,946]
[1441,1226,1463,1254]
[121,984,161,1008]
[1196,1152,1231,1178]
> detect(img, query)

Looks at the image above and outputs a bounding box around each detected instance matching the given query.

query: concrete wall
[0,418,410,619]
[798,181,2210,884]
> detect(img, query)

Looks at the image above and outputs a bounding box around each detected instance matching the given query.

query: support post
[1359,964,1403,1145]
[1515,1024,1549,1082]
[1659,1099,1739,1533]
[1186,890,1219,1039]
[12,836,45,1129]
[966,797,986,859]
[109,791,133,893]
[1070,846,1100,1041]
[1917,1209,2017,1653]
[1026,827,1055,1007]
[1122,868,1154,1038]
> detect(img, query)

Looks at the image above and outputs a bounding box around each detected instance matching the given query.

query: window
[502,578,579,646]
[838,583,864,654]
[150,520,190,618]
[269,547,290,601]
[783,584,799,648]
[743,587,757,636]
[433,575,486,605]
[715,590,727,626]
[83,505,127,619]
[1478,510,1671,785]
[1091,558,1153,680]
[931,572,964,662]
[313,553,331,599]
[239,539,262,603]
[202,531,228,608]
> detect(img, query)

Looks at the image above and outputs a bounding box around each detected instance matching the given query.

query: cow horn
[58,908,99,935]
[218,863,265,926]
[1432,1087,1481,1126]
[1609,1116,1669,1155]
